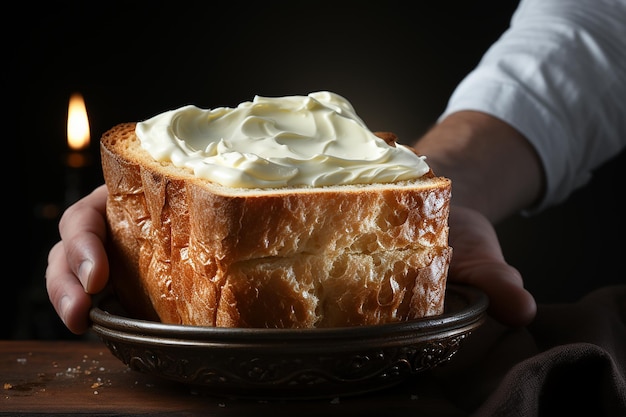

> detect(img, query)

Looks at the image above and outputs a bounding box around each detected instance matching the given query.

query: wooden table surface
[0,339,466,416]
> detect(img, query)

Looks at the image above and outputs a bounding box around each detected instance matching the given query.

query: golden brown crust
[101,122,452,327]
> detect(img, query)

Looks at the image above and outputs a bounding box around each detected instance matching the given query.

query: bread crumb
[3,383,12,390]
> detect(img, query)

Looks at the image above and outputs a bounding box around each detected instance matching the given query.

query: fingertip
[58,295,71,327]
[488,286,537,328]
[65,235,109,295]
[78,259,98,294]
[60,293,92,335]
[516,290,537,326]
[46,263,92,335]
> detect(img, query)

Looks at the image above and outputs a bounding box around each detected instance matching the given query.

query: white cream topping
[135,91,430,188]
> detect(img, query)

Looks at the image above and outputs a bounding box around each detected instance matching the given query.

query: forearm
[414,111,544,224]
[434,0,626,213]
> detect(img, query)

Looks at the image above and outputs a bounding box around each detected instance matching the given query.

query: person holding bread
[46,0,626,335]
[44,0,626,413]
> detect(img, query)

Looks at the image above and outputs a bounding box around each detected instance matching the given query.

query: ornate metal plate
[90,284,487,399]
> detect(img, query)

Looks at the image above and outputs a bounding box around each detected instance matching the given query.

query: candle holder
[64,150,92,207]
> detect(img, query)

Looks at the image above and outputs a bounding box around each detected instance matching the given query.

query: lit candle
[65,92,91,206]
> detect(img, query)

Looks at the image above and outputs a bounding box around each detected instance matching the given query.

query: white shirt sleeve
[440,0,626,213]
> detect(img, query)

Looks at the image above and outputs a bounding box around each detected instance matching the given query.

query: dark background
[13,1,624,340]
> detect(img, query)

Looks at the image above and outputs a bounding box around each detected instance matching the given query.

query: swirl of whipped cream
[136,91,430,188]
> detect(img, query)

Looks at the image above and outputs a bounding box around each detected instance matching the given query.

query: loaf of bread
[100,92,452,328]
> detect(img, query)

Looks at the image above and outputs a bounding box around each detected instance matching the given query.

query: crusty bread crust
[101,122,452,328]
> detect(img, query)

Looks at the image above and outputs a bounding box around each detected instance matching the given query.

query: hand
[46,185,110,334]
[412,111,542,327]
[447,204,536,327]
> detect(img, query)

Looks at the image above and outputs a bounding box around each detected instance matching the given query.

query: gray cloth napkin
[431,285,626,416]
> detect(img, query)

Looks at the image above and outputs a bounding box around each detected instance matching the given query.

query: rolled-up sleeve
[440,0,626,212]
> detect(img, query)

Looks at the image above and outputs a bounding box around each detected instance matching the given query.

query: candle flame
[67,92,90,151]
